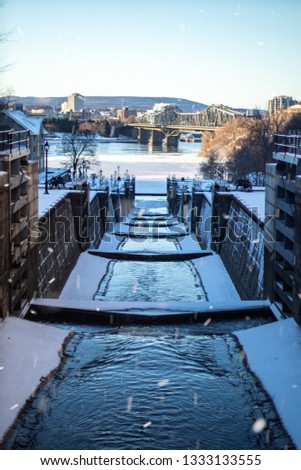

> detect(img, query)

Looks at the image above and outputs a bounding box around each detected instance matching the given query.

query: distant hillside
[11,95,207,112]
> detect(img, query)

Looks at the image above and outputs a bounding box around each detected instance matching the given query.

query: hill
[11,95,207,112]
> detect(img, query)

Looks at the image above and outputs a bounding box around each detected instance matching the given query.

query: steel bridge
[130,104,244,134]
[128,104,244,146]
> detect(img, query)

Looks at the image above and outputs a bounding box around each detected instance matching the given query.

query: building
[265,133,301,323]
[0,110,46,171]
[67,93,84,112]
[268,95,298,114]
[0,121,39,318]
[116,107,129,121]
[116,107,137,122]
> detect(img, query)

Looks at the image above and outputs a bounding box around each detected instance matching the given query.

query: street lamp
[44,141,50,194]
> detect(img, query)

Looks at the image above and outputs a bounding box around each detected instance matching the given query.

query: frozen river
[47,138,204,181]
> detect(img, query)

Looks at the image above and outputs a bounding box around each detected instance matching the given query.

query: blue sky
[1,0,300,109]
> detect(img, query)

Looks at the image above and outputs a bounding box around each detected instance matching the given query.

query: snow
[59,234,123,300]
[178,233,240,301]
[3,110,44,135]
[38,188,72,217]
[0,317,71,441]
[135,178,167,194]
[232,189,266,222]
[235,317,301,449]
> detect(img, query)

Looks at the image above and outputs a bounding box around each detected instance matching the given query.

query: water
[7,322,292,450]
[5,196,294,450]
[47,139,203,180]
[94,260,207,302]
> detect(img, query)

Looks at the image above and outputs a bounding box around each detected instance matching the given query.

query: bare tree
[199,111,301,184]
[0,24,15,110]
[59,131,97,178]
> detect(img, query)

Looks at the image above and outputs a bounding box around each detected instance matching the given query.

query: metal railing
[0,129,30,156]
[274,133,301,156]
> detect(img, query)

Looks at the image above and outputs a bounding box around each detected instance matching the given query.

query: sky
[0,0,300,109]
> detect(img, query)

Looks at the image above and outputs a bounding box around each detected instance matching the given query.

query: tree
[199,152,226,179]
[282,110,301,133]
[0,26,14,110]
[59,131,97,178]
[199,111,300,184]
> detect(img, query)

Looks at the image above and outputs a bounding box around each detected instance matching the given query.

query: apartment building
[268,95,298,114]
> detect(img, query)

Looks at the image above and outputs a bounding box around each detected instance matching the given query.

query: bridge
[129,104,244,148]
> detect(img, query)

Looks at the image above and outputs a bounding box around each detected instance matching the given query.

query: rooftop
[3,110,45,136]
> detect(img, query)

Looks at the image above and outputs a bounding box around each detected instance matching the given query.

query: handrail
[0,129,30,155]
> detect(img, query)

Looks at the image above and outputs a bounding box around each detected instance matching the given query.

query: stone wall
[89,191,109,249]
[191,192,212,249]
[219,199,265,300]
[31,196,81,299]
[264,163,277,302]
[0,172,10,318]
[293,176,301,323]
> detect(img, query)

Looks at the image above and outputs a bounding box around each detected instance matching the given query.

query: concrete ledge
[28,298,272,324]
[87,249,213,261]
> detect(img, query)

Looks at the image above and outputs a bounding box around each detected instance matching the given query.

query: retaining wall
[218,197,265,300]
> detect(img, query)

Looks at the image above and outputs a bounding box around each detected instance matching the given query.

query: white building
[67,93,84,112]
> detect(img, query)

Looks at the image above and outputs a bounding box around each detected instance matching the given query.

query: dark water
[5,196,294,450]
[7,321,293,450]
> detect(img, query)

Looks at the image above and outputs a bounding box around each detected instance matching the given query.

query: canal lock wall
[173,185,266,301]
[30,183,135,300]
[211,191,265,300]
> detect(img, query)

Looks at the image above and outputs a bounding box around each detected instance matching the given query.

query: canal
[5,196,294,450]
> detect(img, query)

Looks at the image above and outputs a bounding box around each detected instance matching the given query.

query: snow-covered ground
[235,318,301,449]
[0,317,71,442]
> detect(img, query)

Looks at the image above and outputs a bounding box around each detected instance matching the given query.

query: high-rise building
[67,93,84,112]
[268,95,297,114]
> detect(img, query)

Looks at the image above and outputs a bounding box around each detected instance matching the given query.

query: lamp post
[44,141,50,194]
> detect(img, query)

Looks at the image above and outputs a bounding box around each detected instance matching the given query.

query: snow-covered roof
[3,110,45,135]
